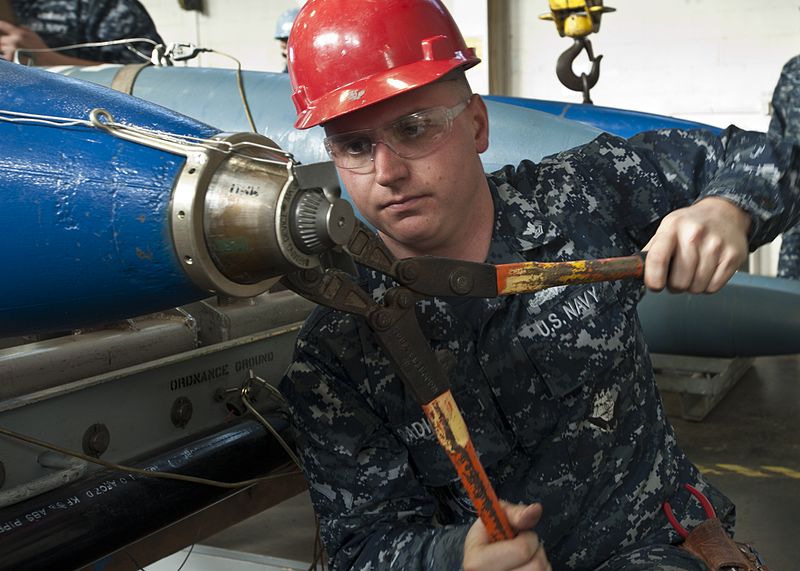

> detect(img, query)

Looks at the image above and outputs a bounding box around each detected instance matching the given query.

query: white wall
[139,0,301,73]
[142,0,800,129]
[138,0,799,130]
[444,0,490,95]
[510,0,799,131]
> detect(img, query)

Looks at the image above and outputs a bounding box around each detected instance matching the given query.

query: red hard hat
[287,0,480,130]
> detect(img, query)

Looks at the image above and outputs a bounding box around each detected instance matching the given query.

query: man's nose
[372,141,408,186]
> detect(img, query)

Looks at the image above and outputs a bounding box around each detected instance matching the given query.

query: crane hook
[556,37,602,104]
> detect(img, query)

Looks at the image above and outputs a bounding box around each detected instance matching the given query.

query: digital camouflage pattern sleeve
[773,55,800,279]
[11,0,163,63]
[779,224,800,279]
[623,125,799,251]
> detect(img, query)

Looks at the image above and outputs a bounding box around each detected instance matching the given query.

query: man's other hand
[643,196,751,293]
[463,501,551,571]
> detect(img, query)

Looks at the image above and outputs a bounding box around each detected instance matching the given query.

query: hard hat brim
[293,56,479,130]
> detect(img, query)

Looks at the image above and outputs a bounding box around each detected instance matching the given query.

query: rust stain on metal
[497,256,644,295]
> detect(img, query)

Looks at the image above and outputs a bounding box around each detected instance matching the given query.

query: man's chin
[380,225,438,255]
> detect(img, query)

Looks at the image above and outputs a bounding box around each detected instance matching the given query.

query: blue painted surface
[483,95,723,138]
[638,272,800,356]
[0,61,218,334]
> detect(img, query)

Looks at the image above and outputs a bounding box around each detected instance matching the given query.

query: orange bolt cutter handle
[282,270,515,542]
[496,252,646,295]
[423,390,515,542]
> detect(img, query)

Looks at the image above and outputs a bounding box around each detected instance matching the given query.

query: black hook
[556,37,603,103]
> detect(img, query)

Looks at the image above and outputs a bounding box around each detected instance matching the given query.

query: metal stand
[653,354,754,421]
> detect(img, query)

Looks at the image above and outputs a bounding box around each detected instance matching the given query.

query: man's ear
[471,95,490,153]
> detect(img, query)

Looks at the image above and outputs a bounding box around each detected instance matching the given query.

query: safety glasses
[323,97,472,174]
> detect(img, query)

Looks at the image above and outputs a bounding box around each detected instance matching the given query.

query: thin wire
[17,37,159,53]
[241,376,327,571]
[0,109,92,128]
[15,37,158,64]
[11,37,258,138]
[203,48,258,133]
[126,44,153,62]
[241,387,301,467]
[0,108,293,165]
[308,515,327,571]
[125,543,194,570]
[176,544,195,571]
[0,426,301,489]
[96,118,291,164]
[126,550,146,571]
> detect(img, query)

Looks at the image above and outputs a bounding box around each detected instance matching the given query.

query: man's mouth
[383,195,424,209]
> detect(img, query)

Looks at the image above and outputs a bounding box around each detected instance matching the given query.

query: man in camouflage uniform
[0,0,162,65]
[280,1,800,569]
[775,56,800,280]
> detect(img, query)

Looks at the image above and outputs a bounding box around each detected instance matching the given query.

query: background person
[274,6,299,73]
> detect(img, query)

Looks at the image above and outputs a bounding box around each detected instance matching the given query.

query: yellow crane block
[539,0,615,38]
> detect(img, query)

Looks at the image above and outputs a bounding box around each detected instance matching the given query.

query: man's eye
[395,119,429,140]
[341,137,371,155]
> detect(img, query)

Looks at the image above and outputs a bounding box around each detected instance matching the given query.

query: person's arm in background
[83,0,164,64]
[1,0,163,65]
[280,311,549,571]
[0,20,97,65]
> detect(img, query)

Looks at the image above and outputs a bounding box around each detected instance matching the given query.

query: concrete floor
[670,354,800,571]
[201,354,800,569]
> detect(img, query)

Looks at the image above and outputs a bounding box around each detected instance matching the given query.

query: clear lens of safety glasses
[324,98,471,173]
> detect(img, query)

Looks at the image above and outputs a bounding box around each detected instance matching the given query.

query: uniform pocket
[516,281,626,398]
[480,281,630,450]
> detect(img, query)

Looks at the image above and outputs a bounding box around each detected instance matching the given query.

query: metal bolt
[171,396,193,429]
[370,310,393,331]
[396,291,415,309]
[449,269,474,295]
[397,261,419,284]
[82,423,111,458]
[301,268,322,285]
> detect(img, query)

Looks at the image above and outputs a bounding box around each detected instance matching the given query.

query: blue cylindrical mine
[1,61,346,337]
[638,273,800,357]
[0,62,224,334]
